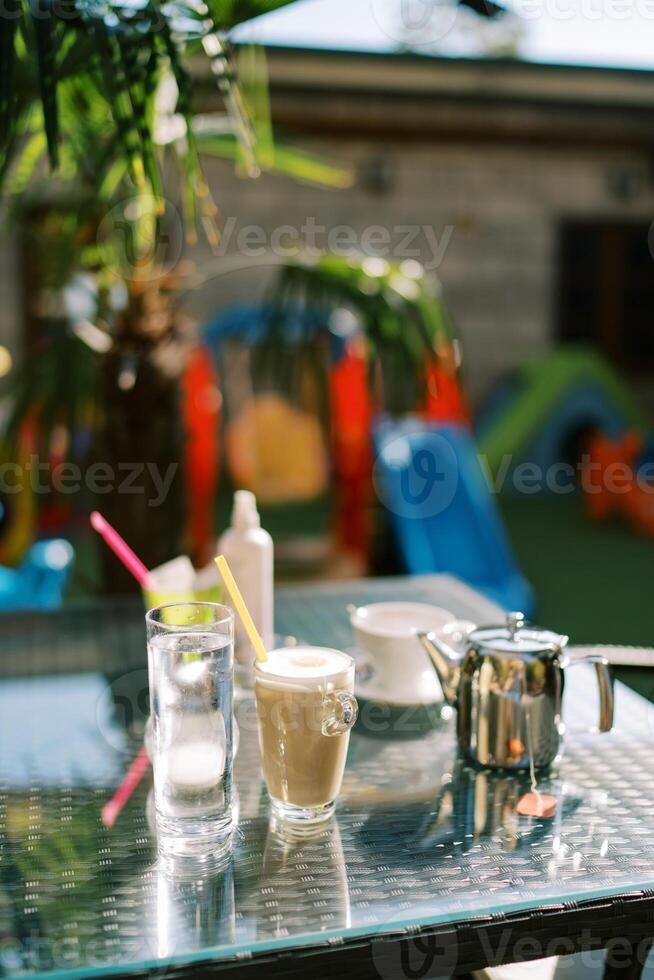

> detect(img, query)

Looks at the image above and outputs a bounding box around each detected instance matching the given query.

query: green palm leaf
[2,0,304,199]
[0,0,21,158]
[30,0,60,168]
[196,131,354,188]
[208,0,299,28]
[115,31,162,197]
[93,24,148,187]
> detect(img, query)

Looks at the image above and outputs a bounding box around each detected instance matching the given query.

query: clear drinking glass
[146,602,234,863]
[254,646,358,824]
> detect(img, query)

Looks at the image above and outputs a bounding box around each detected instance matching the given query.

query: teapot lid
[469,612,568,656]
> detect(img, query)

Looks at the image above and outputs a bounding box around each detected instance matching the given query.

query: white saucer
[349,647,444,708]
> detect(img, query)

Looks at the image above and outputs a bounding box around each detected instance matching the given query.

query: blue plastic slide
[374,419,534,615]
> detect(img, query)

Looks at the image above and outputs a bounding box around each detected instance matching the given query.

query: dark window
[557,220,654,374]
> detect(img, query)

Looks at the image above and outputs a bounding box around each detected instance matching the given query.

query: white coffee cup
[349,601,472,704]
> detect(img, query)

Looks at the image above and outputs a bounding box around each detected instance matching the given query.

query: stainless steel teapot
[418,612,614,771]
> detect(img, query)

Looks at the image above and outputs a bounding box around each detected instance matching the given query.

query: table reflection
[349,750,589,861]
[144,856,236,961]
[256,815,350,940]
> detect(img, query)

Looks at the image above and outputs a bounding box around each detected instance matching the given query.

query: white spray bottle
[218,490,274,682]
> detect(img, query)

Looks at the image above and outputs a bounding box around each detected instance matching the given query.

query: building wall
[188,136,654,404]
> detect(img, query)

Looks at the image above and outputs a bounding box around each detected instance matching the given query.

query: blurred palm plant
[264,253,458,417]
[1,0,458,581]
[0,0,354,587]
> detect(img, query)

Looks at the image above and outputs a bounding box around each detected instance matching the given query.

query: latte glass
[254,646,358,824]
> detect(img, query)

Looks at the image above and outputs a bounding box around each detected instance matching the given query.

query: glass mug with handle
[254,646,358,824]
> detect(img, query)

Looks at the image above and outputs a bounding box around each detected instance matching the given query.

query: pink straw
[90,511,153,589]
[102,748,150,829]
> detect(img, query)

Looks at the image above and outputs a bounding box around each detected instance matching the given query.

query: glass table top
[1,578,654,979]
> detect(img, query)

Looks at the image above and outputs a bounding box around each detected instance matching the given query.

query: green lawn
[501,493,654,699]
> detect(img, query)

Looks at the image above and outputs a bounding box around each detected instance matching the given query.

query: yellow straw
[214,554,268,663]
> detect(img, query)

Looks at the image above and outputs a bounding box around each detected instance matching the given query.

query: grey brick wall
[185,138,654,403]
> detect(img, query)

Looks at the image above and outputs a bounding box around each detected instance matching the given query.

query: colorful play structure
[476,347,647,485]
[0,439,75,609]
[200,296,654,616]
[0,538,74,610]
[203,303,533,612]
[3,294,652,614]
[477,346,654,538]
[240,319,654,611]
[580,430,654,537]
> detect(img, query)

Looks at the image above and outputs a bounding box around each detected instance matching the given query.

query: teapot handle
[562,650,614,734]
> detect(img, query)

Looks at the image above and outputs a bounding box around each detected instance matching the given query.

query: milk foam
[258,646,351,688]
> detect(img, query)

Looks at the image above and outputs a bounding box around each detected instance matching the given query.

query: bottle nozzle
[232,490,260,530]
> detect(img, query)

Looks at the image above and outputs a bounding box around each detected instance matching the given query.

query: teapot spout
[416,631,463,705]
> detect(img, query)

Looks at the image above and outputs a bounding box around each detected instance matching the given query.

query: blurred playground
[3,249,654,708]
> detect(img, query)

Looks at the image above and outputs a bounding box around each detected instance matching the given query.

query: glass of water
[146,602,234,864]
